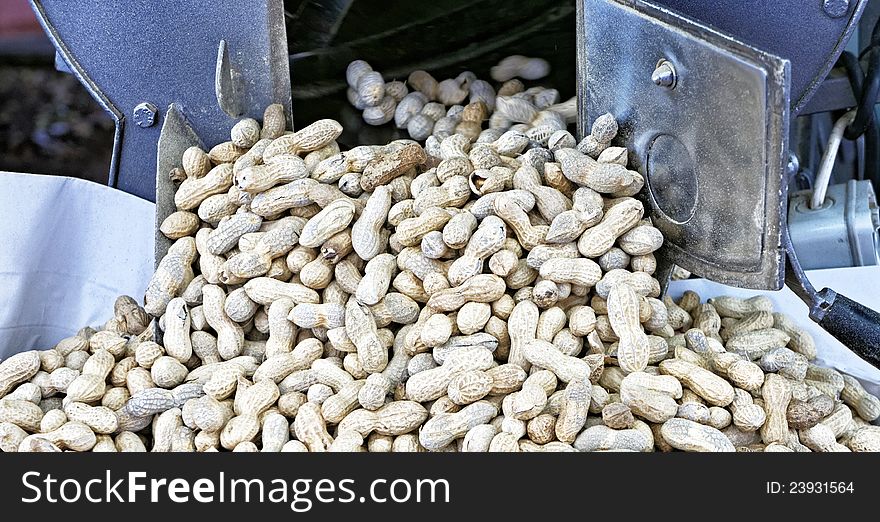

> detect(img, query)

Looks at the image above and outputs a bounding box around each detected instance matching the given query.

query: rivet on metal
[133,102,159,128]
[787,153,800,177]
[822,0,850,18]
[651,60,677,89]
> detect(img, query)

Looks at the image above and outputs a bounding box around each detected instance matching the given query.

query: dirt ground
[0,65,114,184]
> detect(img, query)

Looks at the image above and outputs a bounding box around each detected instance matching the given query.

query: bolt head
[652,60,676,89]
[133,102,158,128]
[787,153,800,176]
[822,0,849,18]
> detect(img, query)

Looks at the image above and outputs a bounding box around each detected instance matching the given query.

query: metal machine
[27,0,880,368]
[29,0,293,201]
[580,0,880,367]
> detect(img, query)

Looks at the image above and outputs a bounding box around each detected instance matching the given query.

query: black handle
[817,290,880,370]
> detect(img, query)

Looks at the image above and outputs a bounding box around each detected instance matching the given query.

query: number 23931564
[766,482,854,494]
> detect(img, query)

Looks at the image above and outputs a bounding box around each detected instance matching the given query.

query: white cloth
[0,172,154,357]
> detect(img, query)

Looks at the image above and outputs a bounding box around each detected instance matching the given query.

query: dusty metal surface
[153,103,203,343]
[653,0,867,115]
[155,104,202,267]
[799,69,858,115]
[30,0,292,202]
[579,0,789,290]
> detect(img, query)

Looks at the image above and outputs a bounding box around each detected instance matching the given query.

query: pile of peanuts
[1,103,879,453]
[346,56,574,143]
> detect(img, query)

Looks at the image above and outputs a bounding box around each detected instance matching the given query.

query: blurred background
[0,0,576,185]
[0,0,114,183]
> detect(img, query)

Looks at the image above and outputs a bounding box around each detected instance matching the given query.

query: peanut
[574,424,652,452]
[264,119,343,160]
[0,351,41,397]
[760,374,792,444]
[13,100,879,455]
[840,374,880,421]
[659,359,734,407]
[660,418,735,452]
[620,372,681,423]
[352,186,392,260]
[419,401,498,451]
[607,282,649,374]
[144,237,197,316]
[345,296,387,374]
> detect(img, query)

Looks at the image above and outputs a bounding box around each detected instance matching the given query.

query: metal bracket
[155,104,203,266]
[151,103,203,344]
[781,222,846,325]
[650,0,867,115]
[579,0,790,290]
[30,0,292,202]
